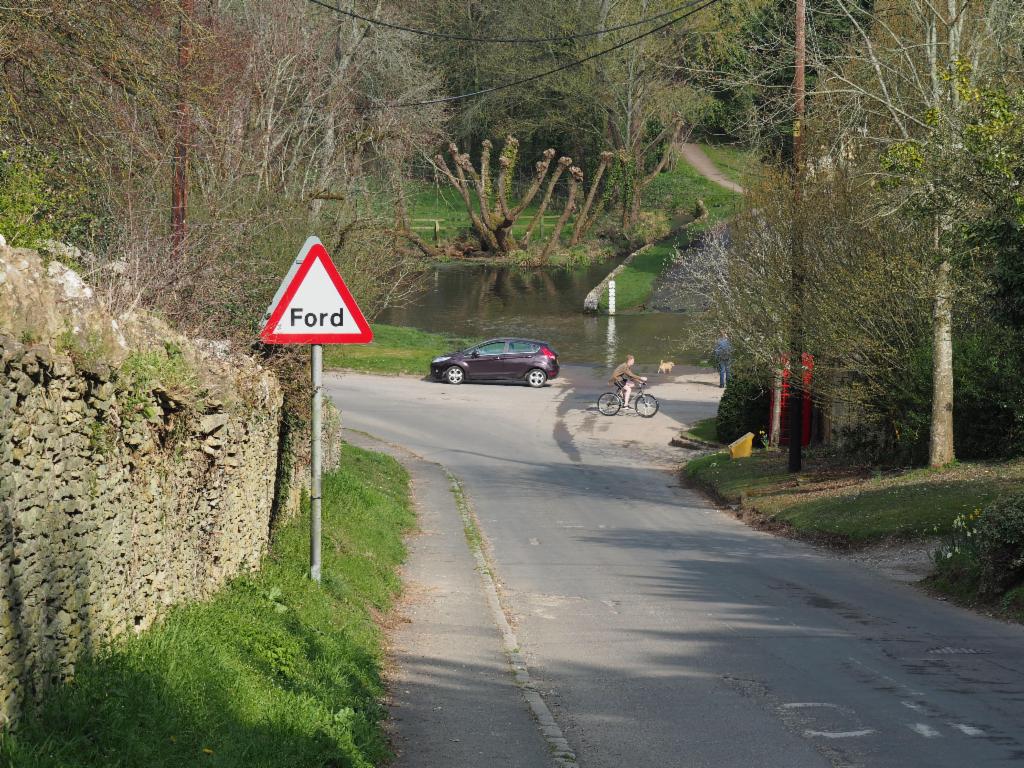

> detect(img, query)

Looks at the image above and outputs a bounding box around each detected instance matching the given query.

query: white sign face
[260,236,372,344]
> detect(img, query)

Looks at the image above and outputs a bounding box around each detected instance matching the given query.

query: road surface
[326,365,1024,768]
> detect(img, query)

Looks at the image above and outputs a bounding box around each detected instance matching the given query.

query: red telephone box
[769,353,813,447]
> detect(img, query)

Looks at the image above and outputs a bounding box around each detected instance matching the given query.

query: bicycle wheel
[635,393,659,418]
[597,392,622,416]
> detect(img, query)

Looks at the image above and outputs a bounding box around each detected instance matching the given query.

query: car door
[501,340,541,378]
[463,340,508,379]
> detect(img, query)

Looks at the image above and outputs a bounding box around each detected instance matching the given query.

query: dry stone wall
[0,245,299,725]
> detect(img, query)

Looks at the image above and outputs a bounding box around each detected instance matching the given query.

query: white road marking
[909,723,941,738]
[529,537,540,546]
[804,729,875,739]
[848,657,925,697]
[902,701,926,712]
[951,723,985,737]
[783,702,841,709]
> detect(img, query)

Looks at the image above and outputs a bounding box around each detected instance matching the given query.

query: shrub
[952,325,1024,460]
[627,211,671,247]
[849,320,1024,465]
[0,151,57,248]
[974,494,1024,597]
[716,372,770,443]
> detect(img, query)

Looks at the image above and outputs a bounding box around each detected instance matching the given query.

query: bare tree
[570,151,614,245]
[539,166,584,263]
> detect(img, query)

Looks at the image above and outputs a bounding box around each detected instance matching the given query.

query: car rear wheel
[597,392,621,415]
[525,368,547,388]
[444,366,465,385]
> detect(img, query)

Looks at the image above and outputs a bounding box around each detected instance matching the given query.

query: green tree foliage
[409,0,606,164]
[411,0,714,226]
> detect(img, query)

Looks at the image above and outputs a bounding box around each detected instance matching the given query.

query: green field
[685,451,1024,544]
[1,444,414,768]
[323,323,478,376]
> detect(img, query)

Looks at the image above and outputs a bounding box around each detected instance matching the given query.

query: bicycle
[597,380,660,418]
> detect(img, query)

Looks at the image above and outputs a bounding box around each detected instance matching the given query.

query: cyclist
[609,355,647,409]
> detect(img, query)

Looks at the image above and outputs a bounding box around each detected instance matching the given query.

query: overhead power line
[392,0,723,107]
[304,0,708,44]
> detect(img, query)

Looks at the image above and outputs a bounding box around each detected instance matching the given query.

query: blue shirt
[714,338,732,362]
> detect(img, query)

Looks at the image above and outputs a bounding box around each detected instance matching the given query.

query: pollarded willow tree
[431,136,602,262]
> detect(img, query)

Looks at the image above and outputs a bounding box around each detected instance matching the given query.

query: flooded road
[379,260,706,366]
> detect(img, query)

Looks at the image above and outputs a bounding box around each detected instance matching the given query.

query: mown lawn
[0,444,414,768]
[685,451,1024,544]
[323,323,478,376]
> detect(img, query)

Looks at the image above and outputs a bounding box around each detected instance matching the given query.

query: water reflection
[606,316,617,369]
[380,261,705,366]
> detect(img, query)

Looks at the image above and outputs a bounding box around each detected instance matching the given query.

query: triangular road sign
[260,236,373,344]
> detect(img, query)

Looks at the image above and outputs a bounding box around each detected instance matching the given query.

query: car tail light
[540,347,557,359]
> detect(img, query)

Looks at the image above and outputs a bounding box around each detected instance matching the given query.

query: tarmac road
[325,365,1024,768]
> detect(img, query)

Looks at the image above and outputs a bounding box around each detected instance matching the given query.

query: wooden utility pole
[788,0,806,472]
[171,0,195,260]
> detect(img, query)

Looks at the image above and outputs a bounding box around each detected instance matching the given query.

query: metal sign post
[260,237,373,583]
[310,344,323,582]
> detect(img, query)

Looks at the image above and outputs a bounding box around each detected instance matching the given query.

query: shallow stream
[379,259,707,367]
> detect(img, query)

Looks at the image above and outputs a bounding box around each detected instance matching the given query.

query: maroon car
[430,338,559,388]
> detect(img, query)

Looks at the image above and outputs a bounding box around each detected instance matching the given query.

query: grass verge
[683,417,719,444]
[684,451,1024,545]
[323,323,478,376]
[1,443,414,768]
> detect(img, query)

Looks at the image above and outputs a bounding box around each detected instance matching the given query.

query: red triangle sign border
[260,238,373,345]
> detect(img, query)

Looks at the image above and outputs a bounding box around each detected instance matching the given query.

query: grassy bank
[599,156,743,312]
[1,444,414,768]
[685,451,1024,544]
[598,238,678,312]
[683,417,719,444]
[324,323,477,376]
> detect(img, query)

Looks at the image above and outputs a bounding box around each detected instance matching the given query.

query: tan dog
[658,360,675,375]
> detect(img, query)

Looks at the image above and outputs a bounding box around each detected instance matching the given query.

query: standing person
[713,331,732,388]
[609,355,646,409]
